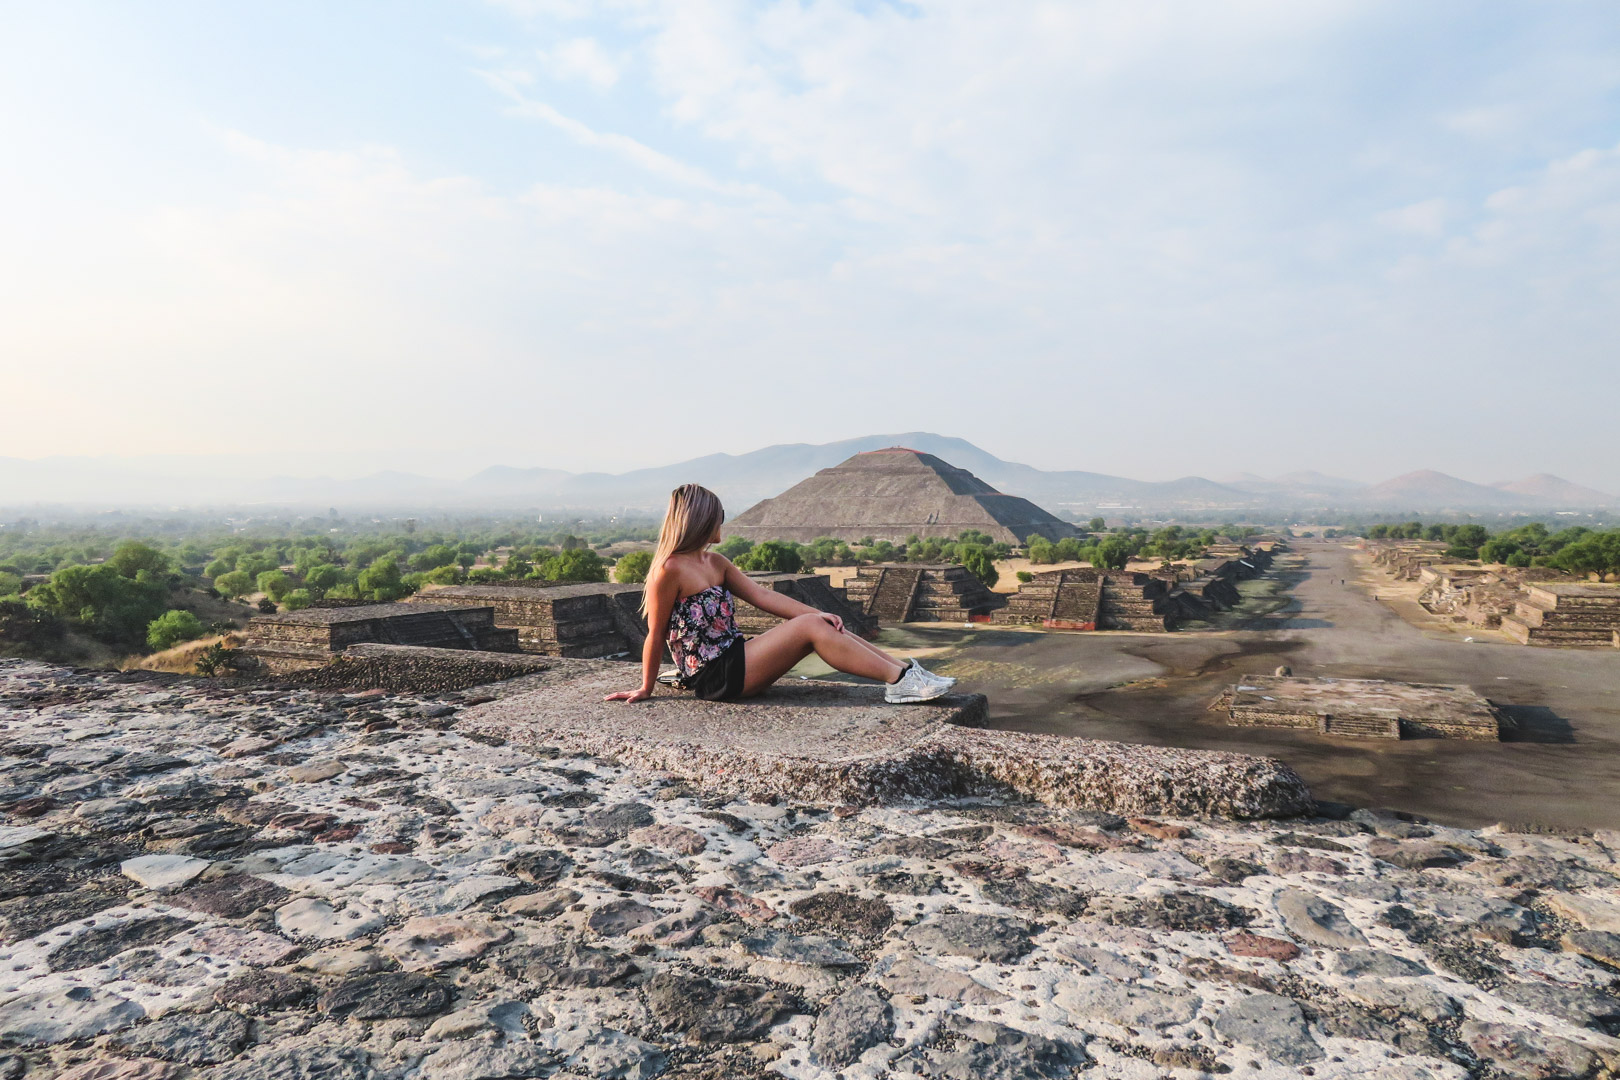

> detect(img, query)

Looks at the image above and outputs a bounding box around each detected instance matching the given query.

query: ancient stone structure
[414,574,874,658]
[241,603,517,674]
[1218,675,1504,740]
[285,643,575,694]
[456,661,1311,817]
[1416,565,1569,630]
[842,564,1003,623]
[727,447,1077,545]
[1367,540,1450,581]
[1501,583,1620,646]
[732,572,877,638]
[993,568,1230,631]
[409,583,646,659]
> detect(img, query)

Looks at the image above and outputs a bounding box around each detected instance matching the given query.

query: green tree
[739,540,803,574]
[0,571,21,597]
[303,563,345,598]
[235,551,280,578]
[282,589,314,611]
[146,609,205,651]
[1088,517,1107,532]
[960,545,998,588]
[29,563,170,647]
[204,558,232,579]
[540,548,608,583]
[256,570,292,601]
[716,537,754,561]
[1026,536,1055,565]
[109,541,170,579]
[214,570,255,600]
[428,564,465,585]
[1053,537,1084,562]
[615,550,653,583]
[409,544,458,572]
[358,558,409,601]
[1095,537,1132,569]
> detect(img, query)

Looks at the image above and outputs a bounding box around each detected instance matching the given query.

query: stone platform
[456,665,1312,818]
[1219,675,1505,740]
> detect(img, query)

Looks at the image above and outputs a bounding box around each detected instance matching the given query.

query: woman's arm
[605,565,677,702]
[722,558,843,631]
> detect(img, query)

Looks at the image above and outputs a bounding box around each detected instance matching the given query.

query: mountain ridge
[0,438,1613,512]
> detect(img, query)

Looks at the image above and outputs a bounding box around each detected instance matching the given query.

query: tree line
[1366,520,1620,577]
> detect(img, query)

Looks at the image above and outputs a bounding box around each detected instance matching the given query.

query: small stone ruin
[408,582,648,658]
[1501,583,1620,647]
[1216,675,1505,740]
[240,603,517,674]
[842,564,1002,623]
[992,546,1277,632]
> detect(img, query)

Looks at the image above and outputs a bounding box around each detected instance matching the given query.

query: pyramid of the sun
[727,448,1079,545]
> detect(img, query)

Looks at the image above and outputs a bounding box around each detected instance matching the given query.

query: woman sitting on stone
[606,483,956,705]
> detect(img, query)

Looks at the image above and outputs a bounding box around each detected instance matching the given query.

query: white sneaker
[885,659,956,704]
[908,657,955,689]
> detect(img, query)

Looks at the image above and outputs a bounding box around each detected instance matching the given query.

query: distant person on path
[606,484,955,705]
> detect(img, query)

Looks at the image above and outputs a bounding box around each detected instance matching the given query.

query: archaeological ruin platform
[1218,675,1505,741]
[455,662,1312,818]
[241,602,518,674]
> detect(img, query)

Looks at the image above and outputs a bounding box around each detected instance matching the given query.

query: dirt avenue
[916,544,1620,831]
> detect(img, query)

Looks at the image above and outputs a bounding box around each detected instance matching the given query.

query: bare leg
[740,614,905,697]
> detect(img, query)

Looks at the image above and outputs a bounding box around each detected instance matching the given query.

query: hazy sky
[3,2,1618,488]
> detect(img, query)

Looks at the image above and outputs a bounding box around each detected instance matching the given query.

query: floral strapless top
[667,584,742,679]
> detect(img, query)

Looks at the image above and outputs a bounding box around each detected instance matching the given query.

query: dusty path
[927,542,1620,830]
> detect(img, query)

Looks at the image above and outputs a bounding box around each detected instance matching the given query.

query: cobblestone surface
[2,658,1620,1079]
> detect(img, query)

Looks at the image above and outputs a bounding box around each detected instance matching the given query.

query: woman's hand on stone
[605,687,653,703]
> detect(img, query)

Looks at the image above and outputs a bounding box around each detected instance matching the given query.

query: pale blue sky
[2,2,1618,488]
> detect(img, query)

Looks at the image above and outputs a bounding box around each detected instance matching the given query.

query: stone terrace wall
[281,643,577,695]
[242,604,517,674]
[410,583,646,659]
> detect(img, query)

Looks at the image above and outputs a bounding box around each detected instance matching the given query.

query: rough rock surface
[456,667,1313,818]
[4,658,1620,1080]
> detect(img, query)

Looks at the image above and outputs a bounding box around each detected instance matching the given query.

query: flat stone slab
[456,665,1311,818]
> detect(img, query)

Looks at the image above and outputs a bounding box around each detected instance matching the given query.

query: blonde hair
[642,484,725,614]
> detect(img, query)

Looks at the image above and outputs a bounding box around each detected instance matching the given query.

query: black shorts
[686,638,747,702]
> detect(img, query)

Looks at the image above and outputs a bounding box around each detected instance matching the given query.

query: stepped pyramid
[726,448,1077,545]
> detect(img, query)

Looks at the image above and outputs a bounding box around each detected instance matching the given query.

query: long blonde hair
[641,484,725,614]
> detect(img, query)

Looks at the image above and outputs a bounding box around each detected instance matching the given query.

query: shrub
[960,546,998,589]
[147,609,205,651]
[1095,537,1132,570]
[615,551,653,584]
[541,548,608,583]
[738,541,802,574]
[256,597,278,613]
[256,570,292,601]
[282,589,313,611]
[213,570,254,600]
[1016,570,1034,583]
[716,536,754,561]
[358,559,410,601]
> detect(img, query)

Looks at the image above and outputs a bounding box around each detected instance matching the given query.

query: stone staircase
[1500,584,1620,646]
[845,565,1002,623]
[992,569,1100,626]
[1318,714,1400,739]
[1096,573,1174,631]
[409,583,645,659]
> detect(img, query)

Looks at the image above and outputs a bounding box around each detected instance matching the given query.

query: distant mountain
[1275,470,1367,493]
[2,438,1614,514]
[1491,474,1615,506]
[1358,470,1529,509]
